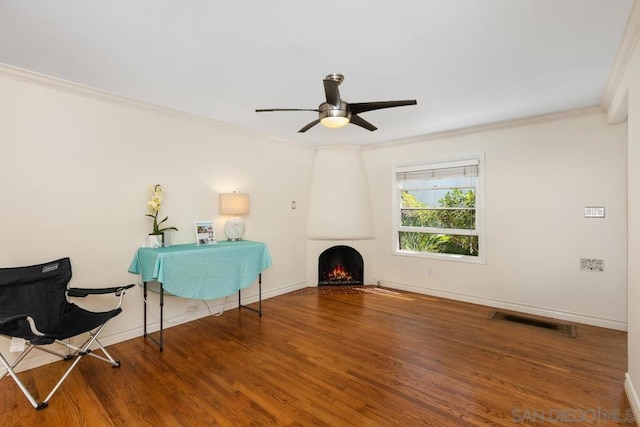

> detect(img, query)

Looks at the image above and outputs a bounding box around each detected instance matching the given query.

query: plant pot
[147,233,164,248]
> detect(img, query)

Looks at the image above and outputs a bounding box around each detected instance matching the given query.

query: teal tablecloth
[128,241,272,300]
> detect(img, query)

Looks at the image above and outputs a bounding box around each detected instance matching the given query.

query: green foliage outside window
[399,189,478,256]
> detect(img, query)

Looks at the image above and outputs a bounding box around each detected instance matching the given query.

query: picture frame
[194,221,217,245]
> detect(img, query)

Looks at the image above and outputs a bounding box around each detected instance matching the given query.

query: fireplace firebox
[318,245,363,286]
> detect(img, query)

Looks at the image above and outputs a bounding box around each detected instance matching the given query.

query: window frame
[392,155,486,264]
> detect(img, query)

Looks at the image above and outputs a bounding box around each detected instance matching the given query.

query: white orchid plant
[146,184,178,235]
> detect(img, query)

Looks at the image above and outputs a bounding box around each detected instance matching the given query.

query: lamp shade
[220,193,250,215]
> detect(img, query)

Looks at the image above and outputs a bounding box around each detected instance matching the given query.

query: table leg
[239,273,262,317]
[143,281,164,351]
[258,273,262,316]
[159,283,164,350]
[143,281,148,337]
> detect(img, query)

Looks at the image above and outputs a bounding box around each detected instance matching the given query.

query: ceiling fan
[255,73,417,133]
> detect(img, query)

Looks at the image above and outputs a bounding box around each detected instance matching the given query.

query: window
[394,156,484,263]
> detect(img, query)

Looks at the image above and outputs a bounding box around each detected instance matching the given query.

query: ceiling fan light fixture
[320,116,350,128]
[319,103,351,128]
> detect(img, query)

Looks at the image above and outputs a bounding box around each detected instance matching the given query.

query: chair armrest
[0,314,46,339]
[0,313,29,328]
[67,284,135,298]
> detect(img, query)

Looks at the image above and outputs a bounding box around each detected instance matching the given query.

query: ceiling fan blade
[298,119,321,133]
[256,108,319,112]
[349,114,377,132]
[349,100,417,115]
[323,79,341,107]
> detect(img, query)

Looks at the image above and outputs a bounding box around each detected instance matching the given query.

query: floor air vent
[490,311,576,337]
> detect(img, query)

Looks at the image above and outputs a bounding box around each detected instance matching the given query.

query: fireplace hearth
[318,245,363,286]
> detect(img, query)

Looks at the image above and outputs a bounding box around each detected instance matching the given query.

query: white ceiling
[0,1,634,146]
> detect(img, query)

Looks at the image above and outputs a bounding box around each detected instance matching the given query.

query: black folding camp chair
[0,257,134,410]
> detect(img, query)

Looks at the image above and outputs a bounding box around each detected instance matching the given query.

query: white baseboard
[377,279,628,331]
[2,280,309,375]
[626,374,640,423]
[105,279,308,337]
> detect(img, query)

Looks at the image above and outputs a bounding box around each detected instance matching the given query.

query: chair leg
[58,324,120,366]
[0,344,36,381]
[88,334,120,366]
[0,349,41,409]
[40,348,87,408]
[40,321,120,408]
[0,321,123,410]
[32,344,74,360]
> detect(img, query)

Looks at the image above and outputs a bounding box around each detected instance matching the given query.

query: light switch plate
[584,207,605,218]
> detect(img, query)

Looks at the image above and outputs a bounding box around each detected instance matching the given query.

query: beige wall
[606,1,640,414]
[627,78,640,423]
[617,26,640,420]
[1,61,635,418]
[0,68,315,367]
[363,111,628,329]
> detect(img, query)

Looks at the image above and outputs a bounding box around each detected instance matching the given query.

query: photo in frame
[194,221,217,245]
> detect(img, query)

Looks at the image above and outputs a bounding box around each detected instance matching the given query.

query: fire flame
[327,264,353,281]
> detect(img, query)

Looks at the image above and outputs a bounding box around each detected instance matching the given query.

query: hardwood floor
[0,287,634,426]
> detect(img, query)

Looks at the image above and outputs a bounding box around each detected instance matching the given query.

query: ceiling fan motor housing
[319,101,351,121]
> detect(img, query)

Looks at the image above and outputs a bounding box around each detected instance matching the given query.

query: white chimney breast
[307,145,375,240]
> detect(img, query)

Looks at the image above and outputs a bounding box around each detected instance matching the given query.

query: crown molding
[0,62,313,150]
[0,63,204,122]
[363,106,606,151]
[602,0,640,121]
[0,61,620,152]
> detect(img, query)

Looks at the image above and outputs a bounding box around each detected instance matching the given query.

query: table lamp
[220,192,250,241]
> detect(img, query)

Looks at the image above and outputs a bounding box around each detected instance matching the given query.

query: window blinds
[396,158,479,183]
